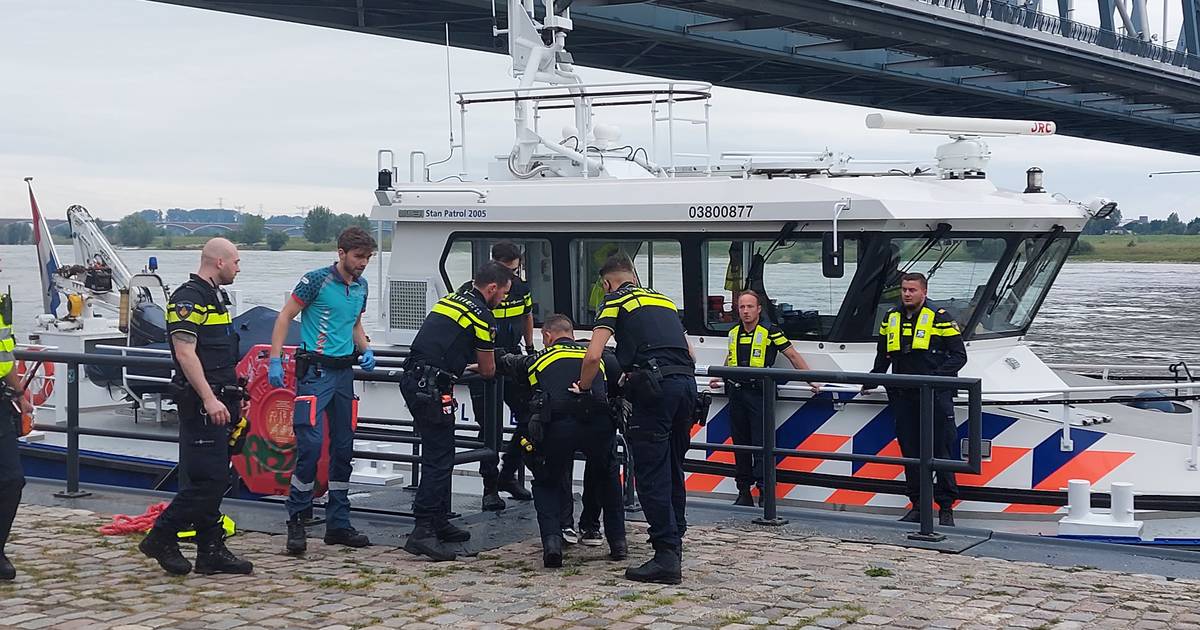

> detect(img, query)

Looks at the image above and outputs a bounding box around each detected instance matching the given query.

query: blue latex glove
[359,348,376,372]
[268,356,285,388]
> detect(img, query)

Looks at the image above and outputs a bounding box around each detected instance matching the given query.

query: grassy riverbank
[1071,234,1200,263]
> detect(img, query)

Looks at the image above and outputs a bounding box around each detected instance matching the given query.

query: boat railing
[443,79,714,180]
[14,348,504,515]
[786,376,1200,472]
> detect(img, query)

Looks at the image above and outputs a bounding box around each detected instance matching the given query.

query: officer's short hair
[900,272,928,289]
[473,260,514,289]
[736,290,763,307]
[598,254,634,277]
[491,241,522,264]
[337,226,377,254]
[542,313,574,335]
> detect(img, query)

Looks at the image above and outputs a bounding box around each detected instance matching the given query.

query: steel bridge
[150,0,1200,155]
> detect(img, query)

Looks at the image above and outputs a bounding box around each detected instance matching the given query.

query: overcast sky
[2,0,1199,221]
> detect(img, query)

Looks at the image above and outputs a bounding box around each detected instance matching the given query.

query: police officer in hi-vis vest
[708,290,817,507]
[865,272,967,527]
[0,285,32,581]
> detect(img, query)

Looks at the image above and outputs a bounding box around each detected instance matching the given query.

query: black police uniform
[500,338,626,563]
[725,323,792,494]
[401,287,496,536]
[462,279,532,500]
[145,274,246,572]
[573,346,622,537]
[869,303,967,511]
[594,283,696,558]
[0,394,20,581]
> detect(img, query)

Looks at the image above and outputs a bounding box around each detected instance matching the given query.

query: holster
[402,359,458,424]
[625,359,692,406]
[692,390,713,427]
[526,391,549,443]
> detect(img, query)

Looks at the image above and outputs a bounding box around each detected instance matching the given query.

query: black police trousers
[626,375,696,552]
[728,385,766,491]
[469,377,528,488]
[153,394,234,543]
[576,436,620,532]
[0,404,23,554]
[891,389,960,509]
[533,413,625,545]
[401,377,456,525]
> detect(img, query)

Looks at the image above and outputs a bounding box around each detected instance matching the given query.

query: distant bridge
[0,218,307,237]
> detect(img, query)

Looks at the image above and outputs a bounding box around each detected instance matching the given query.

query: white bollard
[1110,482,1135,524]
[1066,479,1092,520]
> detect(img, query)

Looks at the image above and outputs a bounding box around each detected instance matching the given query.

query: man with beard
[269,227,378,555]
[400,261,512,561]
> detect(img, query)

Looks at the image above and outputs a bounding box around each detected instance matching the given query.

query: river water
[1,244,1196,367]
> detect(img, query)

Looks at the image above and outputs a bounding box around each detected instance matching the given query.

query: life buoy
[16,359,55,406]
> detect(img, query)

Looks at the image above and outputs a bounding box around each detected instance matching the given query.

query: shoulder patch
[174,302,195,320]
[938,309,946,313]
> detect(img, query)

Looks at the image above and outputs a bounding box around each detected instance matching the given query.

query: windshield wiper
[986,227,1064,314]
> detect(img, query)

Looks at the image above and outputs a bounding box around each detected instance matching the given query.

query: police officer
[577,254,696,585]
[400,261,511,562]
[0,285,33,581]
[865,272,967,527]
[499,314,627,568]
[468,241,535,511]
[139,238,253,576]
[269,227,378,555]
[571,343,623,548]
[708,290,817,507]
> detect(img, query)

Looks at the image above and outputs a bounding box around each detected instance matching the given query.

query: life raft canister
[233,344,330,497]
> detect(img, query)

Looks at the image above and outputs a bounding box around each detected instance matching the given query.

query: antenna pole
[445,24,455,148]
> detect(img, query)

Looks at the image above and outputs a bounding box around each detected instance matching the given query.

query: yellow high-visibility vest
[727,324,770,368]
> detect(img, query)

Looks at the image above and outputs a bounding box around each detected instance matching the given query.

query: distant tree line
[0,223,32,245]
[107,205,370,249]
[1083,209,1200,236]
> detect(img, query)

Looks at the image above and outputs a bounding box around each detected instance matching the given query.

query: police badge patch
[175,302,195,320]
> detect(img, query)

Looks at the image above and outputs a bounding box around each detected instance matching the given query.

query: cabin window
[703,238,859,339]
[441,236,555,325]
[973,234,1071,336]
[570,239,684,328]
[871,236,1007,329]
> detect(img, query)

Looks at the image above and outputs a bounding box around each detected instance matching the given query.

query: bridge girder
[146,0,1200,156]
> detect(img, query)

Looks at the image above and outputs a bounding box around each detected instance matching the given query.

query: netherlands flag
[26,179,61,316]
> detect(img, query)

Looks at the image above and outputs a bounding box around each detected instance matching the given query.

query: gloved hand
[268,357,285,388]
[359,348,376,372]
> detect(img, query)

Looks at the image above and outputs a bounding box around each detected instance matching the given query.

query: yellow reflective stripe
[529,348,601,386]
[598,306,620,320]
[437,296,489,329]
[166,310,231,325]
[621,295,678,312]
[0,337,14,352]
[885,311,901,353]
[0,361,12,379]
[492,303,529,319]
[432,302,491,341]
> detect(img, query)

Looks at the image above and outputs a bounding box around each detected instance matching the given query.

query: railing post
[54,362,91,499]
[909,384,943,541]
[1189,395,1199,472]
[620,433,639,511]
[407,439,421,489]
[753,374,787,526]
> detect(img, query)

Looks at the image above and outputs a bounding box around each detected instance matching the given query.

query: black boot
[195,538,253,575]
[436,521,471,543]
[324,527,371,548]
[733,489,754,507]
[939,507,956,527]
[0,552,14,581]
[138,528,192,576]
[481,492,506,511]
[608,539,628,561]
[497,476,533,501]
[898,509,920,523]
[404,522,457,562]
[542,534,563,568]
[625,547,681,584]
[286,518,307,556]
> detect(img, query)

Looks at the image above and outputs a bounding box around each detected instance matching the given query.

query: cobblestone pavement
[2,504,1200,629]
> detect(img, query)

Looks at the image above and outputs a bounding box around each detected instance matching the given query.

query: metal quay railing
[702,365,983,541]
[12,348,505,519]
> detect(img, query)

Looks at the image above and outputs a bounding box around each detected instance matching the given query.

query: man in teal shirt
[269,227,378,555]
